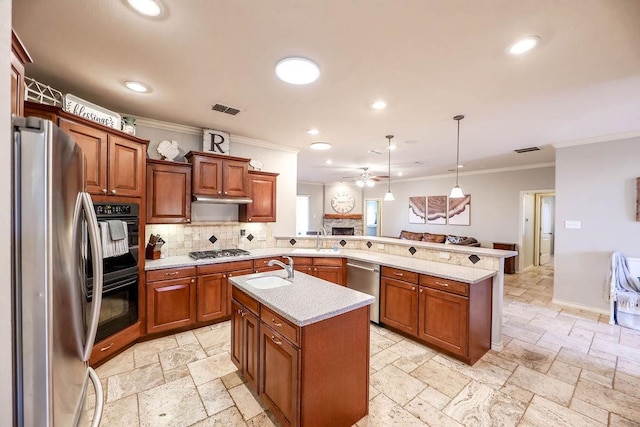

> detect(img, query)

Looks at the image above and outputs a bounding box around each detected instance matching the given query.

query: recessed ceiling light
[371,100,387,110]
[397,172,403,177]
[126,0,162,17]
[457,164,464,168]
[125,81,151,93]
[308,128,320,135]
[275,57,320,85]
[310,142,331,150]
[508,36,541,55]
[326,159,332,165]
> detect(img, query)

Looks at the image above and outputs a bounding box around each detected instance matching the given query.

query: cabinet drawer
[90,322,140,367]
[381,266,419,284]
[253,257,282,267]
[232,287,260,315]
[198,260,253,275]
[291,256,313,266]
[146,266,196,282]
[419,275,469,297]
[260,306,300,347]
[313,257,343,267]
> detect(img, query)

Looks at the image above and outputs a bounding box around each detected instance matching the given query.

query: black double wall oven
[85,202,139,342]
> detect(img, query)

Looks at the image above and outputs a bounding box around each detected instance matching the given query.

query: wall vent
[514,146,541,154]
[211,103,241,115]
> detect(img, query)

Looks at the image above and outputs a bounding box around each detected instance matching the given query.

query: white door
[364,199,380,236]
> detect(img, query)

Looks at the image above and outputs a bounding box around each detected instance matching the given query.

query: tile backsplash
[146,223,273,257]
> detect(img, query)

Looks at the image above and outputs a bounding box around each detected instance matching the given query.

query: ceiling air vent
[514,146,541,154]
[211,103,241,116]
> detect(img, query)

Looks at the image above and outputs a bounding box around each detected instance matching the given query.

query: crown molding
[131,116,299,153]
[392,162,556,183]
[553,130,640,149]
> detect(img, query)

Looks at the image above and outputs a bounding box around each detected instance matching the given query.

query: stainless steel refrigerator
[12,117,105,426]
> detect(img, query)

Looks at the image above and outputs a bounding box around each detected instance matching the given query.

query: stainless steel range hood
[192,195,253,204]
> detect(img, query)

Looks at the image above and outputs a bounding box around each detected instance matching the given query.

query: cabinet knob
[100,343,114,352]
[412,286,416,291]
[248,219,252,222]
[223,274,226,278]
[314,268,317,271]
[420,289,423,293]
[271,336,282,346]
[224,191,228,195]
[191,279,195,283]
[271,318,282,327]
[394,272,404,276]
[435,282,449,287]
[102,188,107,194]
[218,191,222,194]
[186,219,191,223]
[229,273,233,277]
[111,189,117,194]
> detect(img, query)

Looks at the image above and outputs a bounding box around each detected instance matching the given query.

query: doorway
[519,190,555,271]
[364,199,381,236]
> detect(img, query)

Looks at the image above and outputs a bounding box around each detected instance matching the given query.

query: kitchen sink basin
[291,248,340,254]
[246,276,292,289]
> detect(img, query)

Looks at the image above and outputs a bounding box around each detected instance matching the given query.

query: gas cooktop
[188,249,251,260]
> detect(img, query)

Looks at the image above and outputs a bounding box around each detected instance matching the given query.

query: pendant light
[449,115,465,198]
[383,135,395,201]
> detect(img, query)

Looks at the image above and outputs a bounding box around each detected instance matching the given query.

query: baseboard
[551,298,609,316]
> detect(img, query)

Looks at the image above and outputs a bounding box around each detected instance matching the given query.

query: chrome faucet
[268,256,294,278]
[316,227,328,250]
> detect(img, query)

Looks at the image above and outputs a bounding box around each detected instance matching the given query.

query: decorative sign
[203,129,230,155]
[64,94,121,130]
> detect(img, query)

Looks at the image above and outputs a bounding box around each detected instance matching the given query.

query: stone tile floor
[86,264,640,426]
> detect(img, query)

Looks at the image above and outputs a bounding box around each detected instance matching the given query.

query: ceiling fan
[343,168,389,187]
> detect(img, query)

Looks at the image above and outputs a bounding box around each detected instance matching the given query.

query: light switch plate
[439,252,451,259]
[565,220,581,229]
[377,243,385,249]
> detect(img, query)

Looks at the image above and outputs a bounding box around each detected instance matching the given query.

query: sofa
[399,230,481,247]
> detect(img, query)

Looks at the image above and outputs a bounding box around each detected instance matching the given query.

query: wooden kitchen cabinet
[25,102,148,197]
[186,151,249,199]
[197,260,253,323]
[253,257,284,273]
[290,256,346,286]
[231,299,260,391]
[260,324,300,426]
[380,266,419,336]
[239,170,278,222]
[146,159,192,224]
[145,267,197,334]
[10,30,31,117]
[380,267,493,365]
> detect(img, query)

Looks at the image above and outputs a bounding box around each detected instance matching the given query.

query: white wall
[2,0,14,420]
[136,123,297,236]
[555,137,640,311]
[363,166,555,247]
[297,182,324,232]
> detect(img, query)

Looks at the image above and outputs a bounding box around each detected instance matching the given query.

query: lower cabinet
[380,267,492,365]
[231,299,260,391]
[291,256,346,286]
[146,262,254,335]
[90,322,141,366]
[146,274,197,334]
[231,287,369,427]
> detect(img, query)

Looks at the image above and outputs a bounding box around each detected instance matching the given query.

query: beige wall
[554,137,640,311]
[2,0,14,420]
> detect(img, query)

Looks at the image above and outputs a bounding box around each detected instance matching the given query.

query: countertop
[229,270,375,327]
[145,248,498,284]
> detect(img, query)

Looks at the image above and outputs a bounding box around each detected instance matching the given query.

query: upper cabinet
[25,102,148,197]
[146,159,192,224]
[186,151,249,200]
[10,30,32,117]
[239,171,278,222]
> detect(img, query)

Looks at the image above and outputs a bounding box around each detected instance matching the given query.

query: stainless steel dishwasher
[346,259,381,324]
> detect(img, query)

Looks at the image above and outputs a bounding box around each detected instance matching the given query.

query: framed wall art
[427,195,447,224]
[448,194,471,226]
[409,196,426,224]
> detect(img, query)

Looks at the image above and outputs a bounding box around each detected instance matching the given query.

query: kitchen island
[229,270,374,427]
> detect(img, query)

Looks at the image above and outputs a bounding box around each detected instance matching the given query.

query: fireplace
[332,227,355,236]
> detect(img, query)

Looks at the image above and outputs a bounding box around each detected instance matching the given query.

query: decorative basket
[24,76,63,107]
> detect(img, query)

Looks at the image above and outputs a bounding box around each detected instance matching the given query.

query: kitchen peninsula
[230,270,374,427]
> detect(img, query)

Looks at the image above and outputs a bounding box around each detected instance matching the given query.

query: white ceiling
[12,0,640,184]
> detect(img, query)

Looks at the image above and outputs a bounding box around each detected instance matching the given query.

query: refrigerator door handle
[82,192,103,361]
[88,367,104,427]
